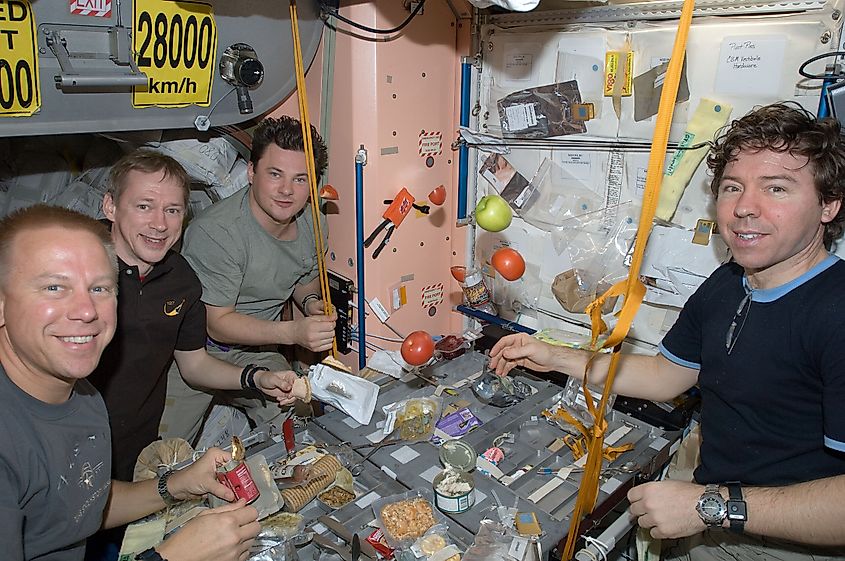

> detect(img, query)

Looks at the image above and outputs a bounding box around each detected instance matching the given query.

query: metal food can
[433,468,475,514]
[434,440,477,513]
[216,459,260,503]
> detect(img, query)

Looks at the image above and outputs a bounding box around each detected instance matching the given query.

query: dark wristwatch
[157,470,178,506]
[725,481,747,533]
[135,548,167,561]
[695,484,727,527]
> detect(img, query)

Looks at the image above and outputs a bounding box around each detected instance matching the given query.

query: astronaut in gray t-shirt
[163,117,336,439]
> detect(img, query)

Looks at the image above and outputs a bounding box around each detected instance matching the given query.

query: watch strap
[725,481,747,534]
[135,547,167,561]
[157,470,178,506]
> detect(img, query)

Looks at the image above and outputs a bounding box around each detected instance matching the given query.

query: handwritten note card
[714,36,787,96]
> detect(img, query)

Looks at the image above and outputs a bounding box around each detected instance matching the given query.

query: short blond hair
[0,204,117,286]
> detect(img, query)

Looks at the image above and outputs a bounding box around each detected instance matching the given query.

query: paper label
[714,36,787,96]
[603,51,633,96]
[504,103,538,132]
[508,537,530,561]
[419,130,443,157]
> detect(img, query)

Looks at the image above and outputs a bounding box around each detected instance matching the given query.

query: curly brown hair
[707,102,845,248]
[250,116,328,183]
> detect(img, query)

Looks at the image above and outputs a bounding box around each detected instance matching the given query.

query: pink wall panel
[325,0,471,364]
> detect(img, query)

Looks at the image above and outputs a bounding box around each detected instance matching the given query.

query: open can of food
[433,469,475,513]
[433,440,476,514]
[216,459,260,504]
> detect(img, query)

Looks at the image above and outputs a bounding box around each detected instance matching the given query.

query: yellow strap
[290,0,337,357]
[561,1,696,558]
[603,443,634,462]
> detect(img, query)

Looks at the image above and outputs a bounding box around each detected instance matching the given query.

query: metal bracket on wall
[42,24,148,90]
[486,0,829,26]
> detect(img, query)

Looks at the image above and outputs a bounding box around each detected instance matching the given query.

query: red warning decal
[70,0,112,17]
[419,130,442,157]
[421,282,444,308]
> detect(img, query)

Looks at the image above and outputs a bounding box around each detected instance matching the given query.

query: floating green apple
[474,194,512,232]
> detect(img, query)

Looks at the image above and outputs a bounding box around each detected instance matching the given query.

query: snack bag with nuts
[371,488,448,549]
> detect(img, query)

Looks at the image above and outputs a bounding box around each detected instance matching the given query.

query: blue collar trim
[745,254,840,303]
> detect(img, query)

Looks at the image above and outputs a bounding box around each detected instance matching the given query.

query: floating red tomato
[319,184,339,200]
[401,330,435,366]
[450,266,466,284]
[491,247,526,281]
[428,185,447,206]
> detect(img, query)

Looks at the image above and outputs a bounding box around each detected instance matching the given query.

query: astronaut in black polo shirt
[490,103,845,559]
[88,150,298,484]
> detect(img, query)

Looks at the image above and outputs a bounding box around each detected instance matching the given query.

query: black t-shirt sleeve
[659,274,707,370]
[174,268,209,352]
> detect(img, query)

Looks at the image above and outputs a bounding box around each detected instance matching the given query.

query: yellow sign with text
[132,0,217,108]
[0,0,40,117]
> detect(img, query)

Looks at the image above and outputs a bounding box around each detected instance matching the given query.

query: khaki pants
[159,348,294,445]
[663,531,845,561]
[654,425,845,561]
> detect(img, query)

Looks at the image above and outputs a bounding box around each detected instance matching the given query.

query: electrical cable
[320,0,426,35]
[350,328,404,344]
[581,536,610,561]
[798,51,845,80]
[362,332,405,344]
[321,19,402,43]
[363,298,406,339]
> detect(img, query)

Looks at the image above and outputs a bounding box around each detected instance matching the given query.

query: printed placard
[0,0,40,117]
[133,0,217,107]
[419,130,442,157]
[69,0,112,17]
[421,282,444,308]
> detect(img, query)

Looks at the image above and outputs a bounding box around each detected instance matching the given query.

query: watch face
[700,498,723,516]
[696,493,727,525]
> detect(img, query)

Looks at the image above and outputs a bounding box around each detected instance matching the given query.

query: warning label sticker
[419,130,442,157]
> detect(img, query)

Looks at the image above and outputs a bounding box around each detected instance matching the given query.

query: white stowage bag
[309,364,380,425]
[465,0,539,11]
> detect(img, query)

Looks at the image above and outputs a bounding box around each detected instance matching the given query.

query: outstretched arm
[489,333,698,402]
[174,349,297,406]
[205,301,336,353]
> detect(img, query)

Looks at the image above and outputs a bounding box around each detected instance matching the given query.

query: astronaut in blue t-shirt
[490,103,845,556]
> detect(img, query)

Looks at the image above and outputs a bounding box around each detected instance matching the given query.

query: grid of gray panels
[264,351,680,556]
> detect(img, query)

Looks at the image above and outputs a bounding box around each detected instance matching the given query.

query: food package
[133,438,194,482]
[316,467,357,509]
[260,511,304,539]
[279,454,342,512]
[372,488,448,549]
[383,397,443,442]
[310,363,380,425]
[412,525,462,561]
